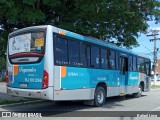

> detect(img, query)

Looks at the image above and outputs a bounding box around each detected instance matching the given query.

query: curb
[0,100,45,107]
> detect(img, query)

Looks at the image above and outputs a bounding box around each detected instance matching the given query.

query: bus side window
[129,56,133,71]
[91,45,100,68]
[138,57,145,73]
[145,59,150,76]
[108,50,116,69]
[101,48,108,69]
[133,56,137,71]
[80,43,91,67]
[68,40,80,66]
[55,37,68,65]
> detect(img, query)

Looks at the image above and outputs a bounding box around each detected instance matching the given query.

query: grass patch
[0,77,5,82]
[0,100,26,105]
[151,85,160,89]
[0,99,38,105]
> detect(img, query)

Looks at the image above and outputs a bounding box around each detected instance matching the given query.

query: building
[156,59,160,74]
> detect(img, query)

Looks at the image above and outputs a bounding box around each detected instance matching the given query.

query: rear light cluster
[42,70,49,89]
[6,70,9,86]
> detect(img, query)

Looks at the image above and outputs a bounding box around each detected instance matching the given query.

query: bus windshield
[9,32,45,55]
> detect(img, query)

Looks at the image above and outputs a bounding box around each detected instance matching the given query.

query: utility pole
[147,30,160,85]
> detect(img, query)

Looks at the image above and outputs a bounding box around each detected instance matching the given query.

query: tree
[0,57,5,71]
[0,0,160,49]
[0,34,6,57]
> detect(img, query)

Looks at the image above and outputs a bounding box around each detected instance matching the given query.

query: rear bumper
[7,87,53,100]
[7,87,95,101]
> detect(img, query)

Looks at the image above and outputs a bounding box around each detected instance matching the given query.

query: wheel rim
[97,90,104,104]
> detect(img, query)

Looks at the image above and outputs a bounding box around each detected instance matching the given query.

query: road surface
[0,82,160,120]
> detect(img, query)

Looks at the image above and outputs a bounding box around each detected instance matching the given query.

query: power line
[147,29,160,85]
[139,44,153,53]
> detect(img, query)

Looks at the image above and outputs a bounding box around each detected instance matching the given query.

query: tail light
[6,70,9,86]
[42,70,49,89]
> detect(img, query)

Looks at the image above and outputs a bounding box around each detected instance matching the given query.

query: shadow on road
[102,95,147,109]
[0,92,26,101]
[0,95,148,117]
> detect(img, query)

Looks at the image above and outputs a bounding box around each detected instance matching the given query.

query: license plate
[20,83,27,87]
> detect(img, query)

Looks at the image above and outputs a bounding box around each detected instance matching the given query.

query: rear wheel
[133,84,142,98]
[94,86,106,107]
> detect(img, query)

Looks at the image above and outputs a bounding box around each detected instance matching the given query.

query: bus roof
[57,26,149,59]
[9,25,149,59]
[9,25,49,36]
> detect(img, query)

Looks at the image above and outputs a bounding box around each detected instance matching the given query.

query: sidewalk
[0,82,26,101]
[151,81,160,85]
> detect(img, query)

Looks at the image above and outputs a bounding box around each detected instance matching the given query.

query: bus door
[119,56,128,95]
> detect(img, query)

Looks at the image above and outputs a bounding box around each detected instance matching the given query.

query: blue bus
[6,25,151,106]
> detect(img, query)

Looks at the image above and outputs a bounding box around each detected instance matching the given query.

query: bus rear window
[9,32,45,55]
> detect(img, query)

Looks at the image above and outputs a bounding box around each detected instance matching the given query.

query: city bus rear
[6,26,53,100]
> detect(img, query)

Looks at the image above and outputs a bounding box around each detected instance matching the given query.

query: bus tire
[133,84,142,98]
[94,86,106,107]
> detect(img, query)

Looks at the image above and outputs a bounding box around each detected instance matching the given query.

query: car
[156,74,160,81]
[151,75,154,81]
[151,74,160,81]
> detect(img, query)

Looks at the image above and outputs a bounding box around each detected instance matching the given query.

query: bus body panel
[42,25,54,99]
[7,25,54,100]
[7,58,44,89]
[44,25,54,87]
[59,66,139,90]
[6,25,151,102]
[52,66,149,101]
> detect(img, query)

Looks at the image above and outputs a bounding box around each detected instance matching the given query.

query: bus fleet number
[25,78,42,83]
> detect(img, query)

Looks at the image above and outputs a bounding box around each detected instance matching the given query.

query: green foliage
[0,0,160,49]
[0,77,5,82]
[0,99,34,105]
[0,57,5,71]
[151,85,160,89]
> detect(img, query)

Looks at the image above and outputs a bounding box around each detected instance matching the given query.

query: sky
[132,21,160,63]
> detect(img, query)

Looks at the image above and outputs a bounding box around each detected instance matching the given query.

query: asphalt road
[0,82,160,120]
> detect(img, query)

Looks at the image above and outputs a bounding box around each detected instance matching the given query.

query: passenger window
[108,50,116,69]
[101,49,108,69]
[145,59,150,76]
[133,56,137,71]
[91,46,100,68]
[55,37,68,65]
[80,43,91,67]
[138,57,145,73]
[129,56,133,71]
[68,40,80,66]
